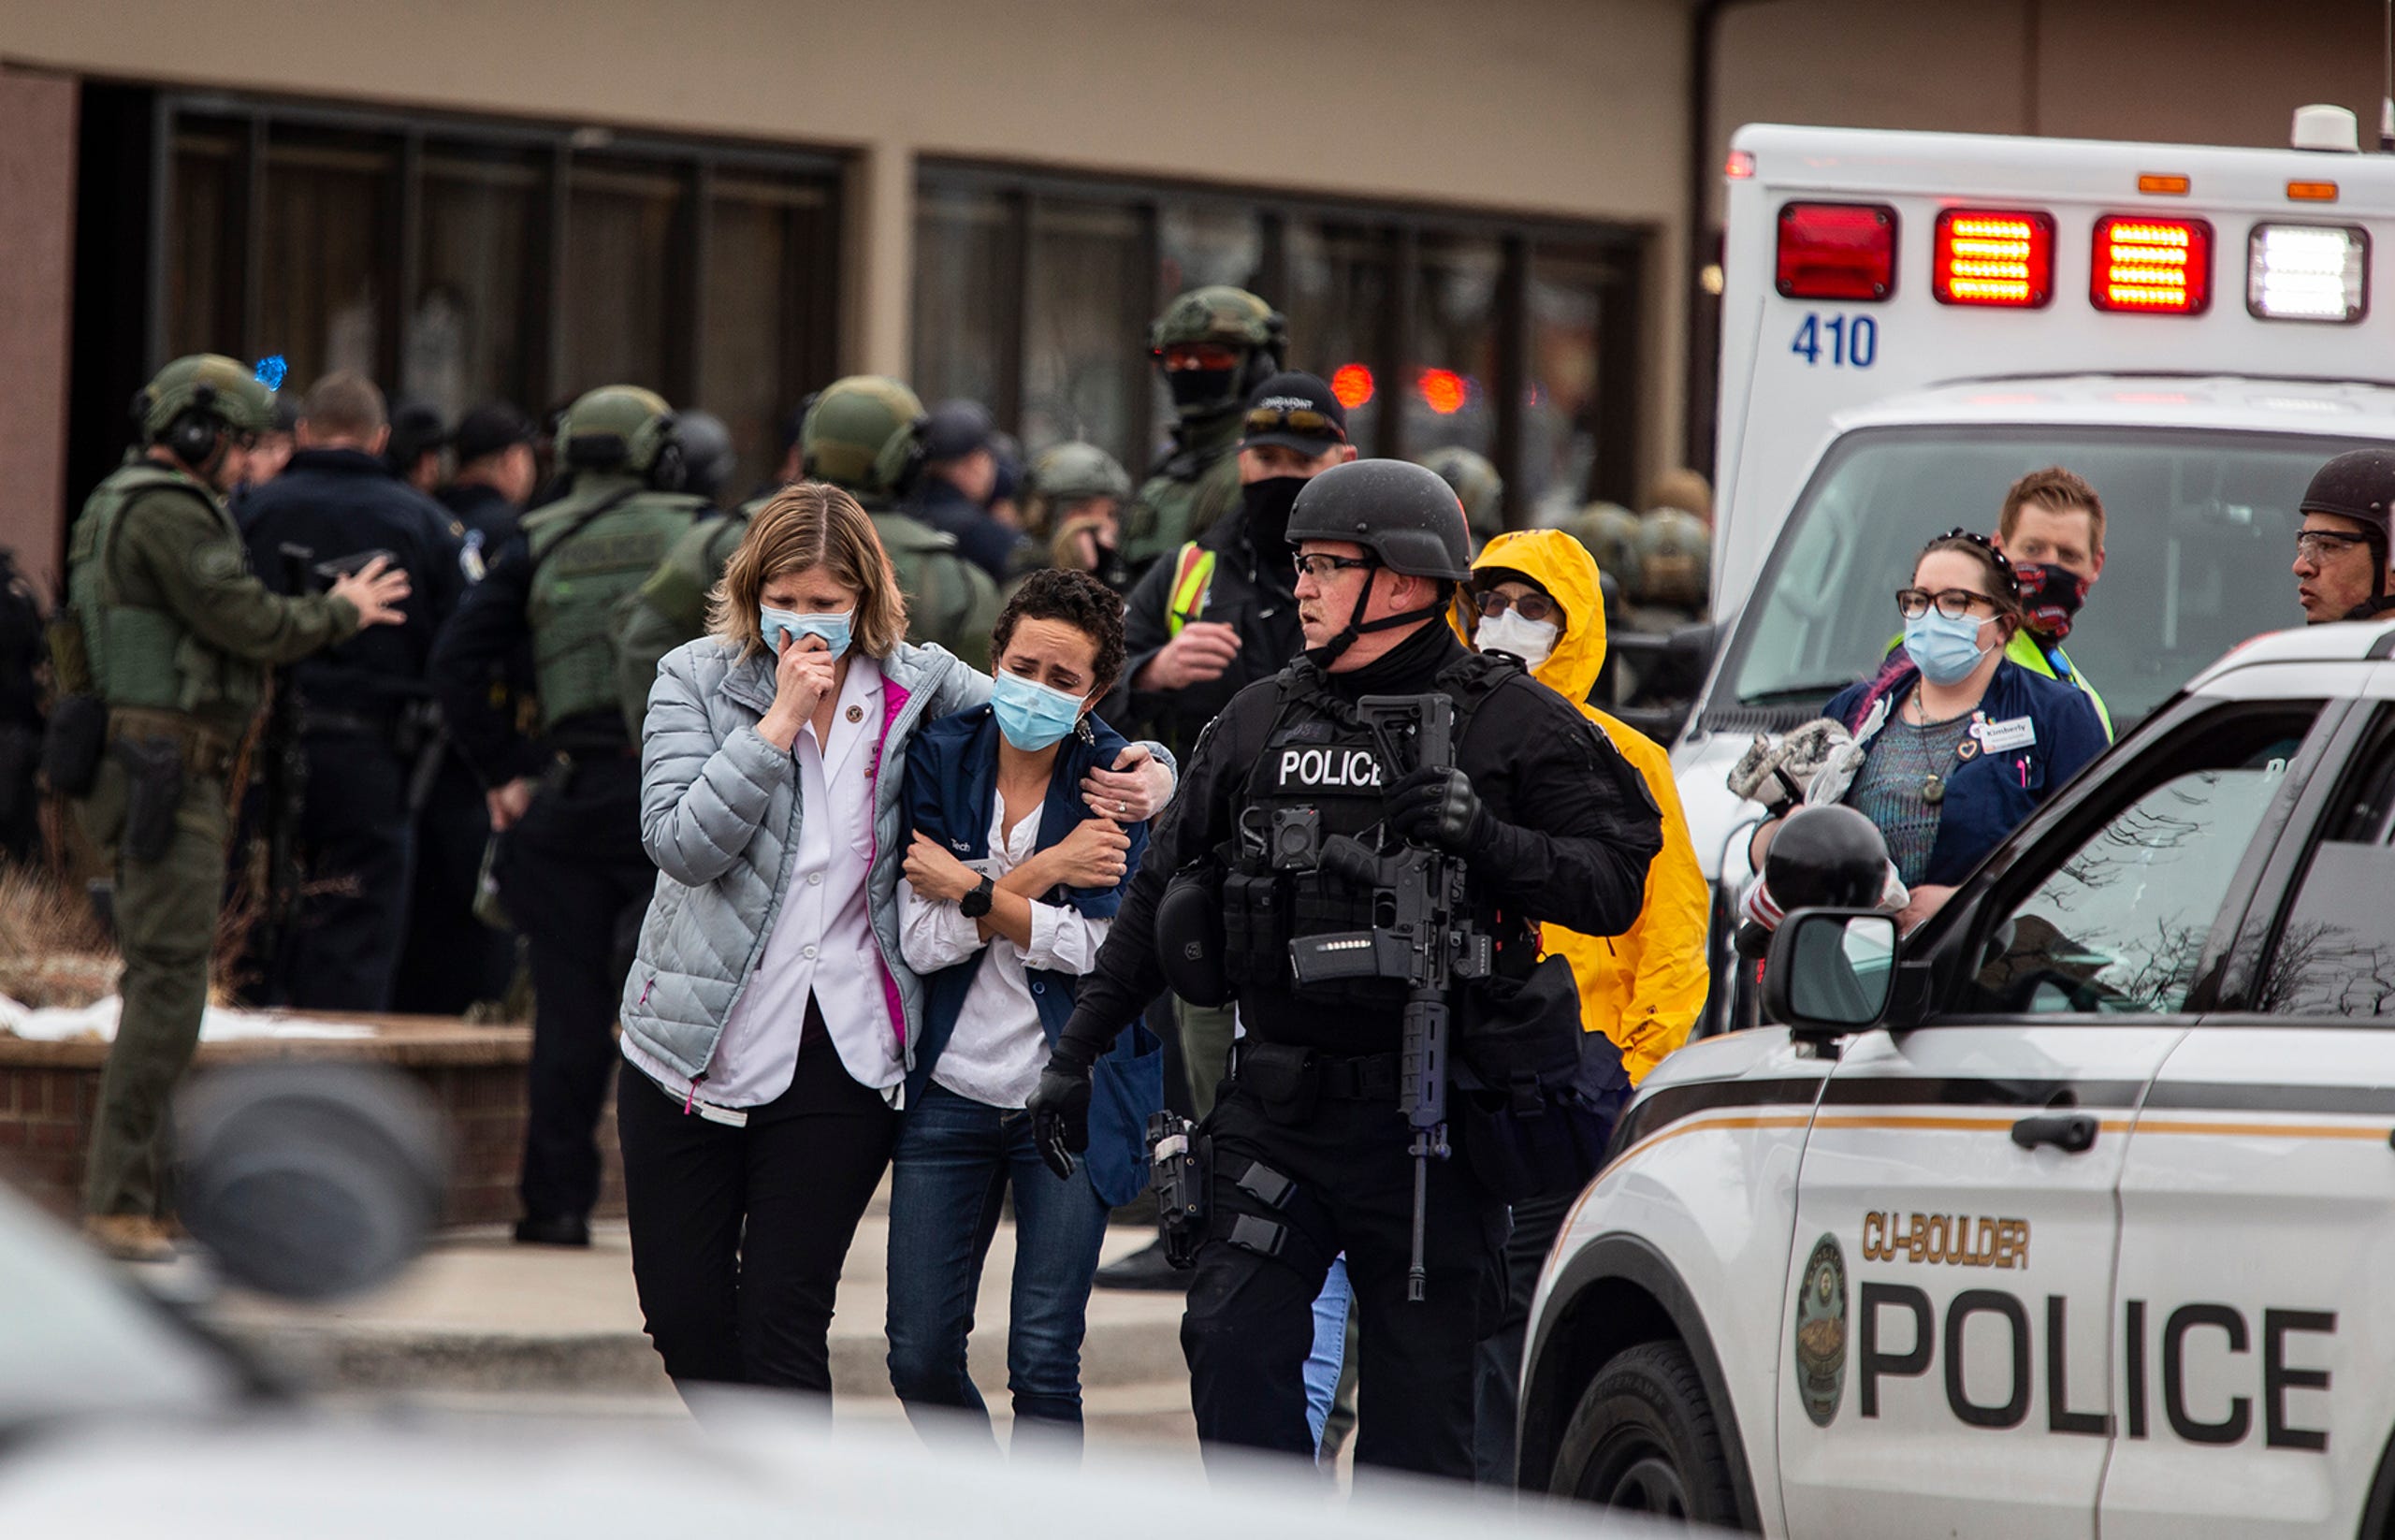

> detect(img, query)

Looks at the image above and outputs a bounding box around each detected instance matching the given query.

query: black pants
[393,750,516,1014]
[280,732,414,1011]
[617,1012,897,1399]
[1473,1188,1575,1485]
[1181,1076,1504,1483]
[497,756,652,1223]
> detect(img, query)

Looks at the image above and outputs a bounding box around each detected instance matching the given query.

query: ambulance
[1673,113,2395,1034]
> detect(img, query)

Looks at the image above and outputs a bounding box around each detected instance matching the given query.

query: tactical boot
[82,1213,177,1263]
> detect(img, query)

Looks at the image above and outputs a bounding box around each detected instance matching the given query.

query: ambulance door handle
[2010,1112,2098,1154]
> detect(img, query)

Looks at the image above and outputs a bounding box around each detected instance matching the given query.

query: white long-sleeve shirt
[897,794,1109,1110]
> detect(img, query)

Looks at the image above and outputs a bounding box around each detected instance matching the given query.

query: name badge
[1973,716,2037,753]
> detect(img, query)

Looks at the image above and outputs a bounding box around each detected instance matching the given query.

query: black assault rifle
[1285,694,1491,1300]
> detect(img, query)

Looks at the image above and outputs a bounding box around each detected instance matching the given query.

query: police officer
[428,385,709,1247]
[60,354,411,1259]
[2292,448,2395,625]
[1118,286,1287,576]
[905,399,1029,582]
[1030,441,1136,592]
[1417,446,1503,557]
[613,375,999,733]
[238,371,465,1011]
[438,402,539,556]
[1028,459,1662,1477]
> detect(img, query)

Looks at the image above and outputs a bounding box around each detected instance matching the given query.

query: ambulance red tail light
[1932,210,2054,308]
[1776,203,1897,301]
[2248,224,2368,323]
[2090,216,2212,314]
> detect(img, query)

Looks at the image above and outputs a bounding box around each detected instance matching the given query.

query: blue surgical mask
[1902,610,1992,686]
[990,670,1086,750]
[760,605,853,661]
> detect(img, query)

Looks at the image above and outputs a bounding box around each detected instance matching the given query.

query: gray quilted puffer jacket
[617,636,989,1083]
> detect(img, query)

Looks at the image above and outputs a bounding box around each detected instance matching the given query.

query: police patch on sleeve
[189,539,244,586]
[1794,1233,1849,1427]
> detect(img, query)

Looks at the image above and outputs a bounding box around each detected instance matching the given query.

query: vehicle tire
[1547,1339,1741,1527]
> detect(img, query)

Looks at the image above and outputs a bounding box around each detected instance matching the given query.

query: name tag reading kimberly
[1972,716,2037,754]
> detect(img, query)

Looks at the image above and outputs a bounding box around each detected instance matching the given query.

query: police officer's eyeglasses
[1474,589,1560,625]
[1244,407,1347,443]
[2295,529,2373,559]
[1293,552,1379,582]
[1895,587,1999,620]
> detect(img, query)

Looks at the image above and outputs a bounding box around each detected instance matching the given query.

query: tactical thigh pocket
[1207,1146,1334,1279]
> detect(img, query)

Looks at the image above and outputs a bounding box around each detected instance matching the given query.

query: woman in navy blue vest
[888,568,1164,1447]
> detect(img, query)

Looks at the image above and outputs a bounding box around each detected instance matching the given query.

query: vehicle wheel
[1547,1339,1740,1526]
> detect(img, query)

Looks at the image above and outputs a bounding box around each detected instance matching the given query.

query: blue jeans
[1303,1255,1353,1454]
[885,1083,1112,1446]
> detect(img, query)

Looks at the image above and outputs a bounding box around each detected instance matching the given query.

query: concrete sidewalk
[203,1213,1198,1453]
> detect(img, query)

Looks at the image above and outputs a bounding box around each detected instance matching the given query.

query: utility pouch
[111,736,185,864]
[40,694,108,797]
[1148,1111,1211,1269]
[1219,868,1288,986]
[1238,1041,1320,1126]
[1456,952,1585,1091]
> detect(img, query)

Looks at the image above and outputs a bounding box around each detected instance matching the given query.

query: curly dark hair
[991,566,1127,700]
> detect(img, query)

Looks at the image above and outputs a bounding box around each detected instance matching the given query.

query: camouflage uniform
[1117,286,1286,575]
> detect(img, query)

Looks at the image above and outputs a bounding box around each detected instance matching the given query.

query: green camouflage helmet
[559,385,676,475]
[1562,501,1645,598]
[138,354,277,443]
[1634,505,1712,610]
[1417,446,1504,543]
[801,375,926,496]
[1148,285,1285,356]
[1029,441,1133,507]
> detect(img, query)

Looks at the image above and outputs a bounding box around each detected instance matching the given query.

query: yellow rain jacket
[1452,530,1709,1082]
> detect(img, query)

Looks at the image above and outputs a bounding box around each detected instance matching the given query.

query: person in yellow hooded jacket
[1450,525,1709,1482]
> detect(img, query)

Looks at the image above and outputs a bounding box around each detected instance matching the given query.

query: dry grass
[0,864,119,1009]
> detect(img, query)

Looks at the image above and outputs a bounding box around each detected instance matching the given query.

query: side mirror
[1762,907,1898,1039]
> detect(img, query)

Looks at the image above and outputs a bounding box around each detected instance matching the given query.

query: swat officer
[1029,440,1136,592]
[59,354,411,1260]
[1117,286,1287,577]
[428,385,710,1247]
[613,375,1000,733]
[238,370,465,1012]
[2292,447,2395,625]
[1028,459,1662,1478]
[1417,446,1504,557]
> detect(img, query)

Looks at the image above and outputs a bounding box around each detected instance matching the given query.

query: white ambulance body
[1676,121,2395,1026]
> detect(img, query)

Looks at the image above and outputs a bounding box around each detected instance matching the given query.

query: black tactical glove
[1027,1058,1095,1181]
[1387,764,1493,855]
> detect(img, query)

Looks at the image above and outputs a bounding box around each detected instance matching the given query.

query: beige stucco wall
[0,68,76,591]
[7,0,1699,490]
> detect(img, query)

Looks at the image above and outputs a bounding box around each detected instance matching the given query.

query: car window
[1962,710,2316,1016]
[1719,426,2356,731]
[2255,719,2395,1017]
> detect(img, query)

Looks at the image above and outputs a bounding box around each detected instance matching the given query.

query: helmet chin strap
[1316,571,1444,662]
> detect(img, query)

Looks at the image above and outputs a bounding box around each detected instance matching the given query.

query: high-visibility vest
[1165,541,1217,637]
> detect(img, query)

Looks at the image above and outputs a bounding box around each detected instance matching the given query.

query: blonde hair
[709,481,907,660]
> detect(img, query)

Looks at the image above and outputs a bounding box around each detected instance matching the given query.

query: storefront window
[561,159,684,402]
[412,147,539,423]
[1523,245,1616,523]
[1285,219,1394,456]
[704,174,836,497]
[912,185,1010,418]
[1403,233,1502,463]
[1023,198,1148,472]
[257,131,396,386]
[165,123,240,362]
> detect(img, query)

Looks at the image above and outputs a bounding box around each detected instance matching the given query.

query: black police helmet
[1764,805,1891,911]
[1285,458,1473,581]
[674,410,739,501]
[2299,448,2395,540]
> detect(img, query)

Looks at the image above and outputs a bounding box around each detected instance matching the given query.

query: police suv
[1678,111,2395,1033]
[1522,619,2395,1536]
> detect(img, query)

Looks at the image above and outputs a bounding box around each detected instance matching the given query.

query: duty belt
[106,707,236,779]
[1312,1050,1401,1101]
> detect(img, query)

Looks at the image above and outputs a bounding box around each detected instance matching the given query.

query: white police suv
[1522,619,2395,1538]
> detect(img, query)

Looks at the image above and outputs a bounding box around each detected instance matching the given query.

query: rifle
[1285,693,1491,1301]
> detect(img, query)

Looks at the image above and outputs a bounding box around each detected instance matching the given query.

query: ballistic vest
[65,461,265,724]
[524,478,706,730]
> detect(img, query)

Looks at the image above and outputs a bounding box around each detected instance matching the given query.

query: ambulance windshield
[1722,426,2357,730]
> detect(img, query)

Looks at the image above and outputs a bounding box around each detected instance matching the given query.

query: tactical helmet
[2299,448,2395,539]
[1646,467,1713,526]
[1764,805,1892,911]
[674,410,739,501]
[800,374,926,497]
[1030,441,1134,508]
[1149,285,1287,420]
[1634,506,1712,611]
[136,354,278,453]
[1417,446,1504,544]
[559,385,680,484]
[1562,501,1645,597]
[1285,458,1473,581]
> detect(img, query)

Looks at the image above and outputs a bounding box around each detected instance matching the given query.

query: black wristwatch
[960,874,995,919]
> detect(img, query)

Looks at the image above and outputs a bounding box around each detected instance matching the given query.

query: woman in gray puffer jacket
[613,482,1170,1402]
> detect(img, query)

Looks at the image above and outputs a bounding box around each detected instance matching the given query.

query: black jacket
[1105,509,1303,759]
[238,447,465,719]
[436,480,523,553]
[907,476,1027,583]
[1054,621,1664,1061]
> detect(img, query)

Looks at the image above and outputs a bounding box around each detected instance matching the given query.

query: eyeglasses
[1293,552,1379,583]
[1474,588,1560,625]
[1243,406,1346,443]
[1896,587,1999,620]
[1157,342,1241,372]
[2295,529,2373,560]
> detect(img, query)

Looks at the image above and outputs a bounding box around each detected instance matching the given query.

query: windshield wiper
[1736,681,1859,707]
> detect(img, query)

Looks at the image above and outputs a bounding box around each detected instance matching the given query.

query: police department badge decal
[1793,1233,1848,1428]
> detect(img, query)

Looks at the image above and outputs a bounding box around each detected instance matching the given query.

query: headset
[563,408,689,493]
[869,413,930,498]
[134,382,229,472]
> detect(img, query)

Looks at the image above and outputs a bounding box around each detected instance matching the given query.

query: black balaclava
[1241,476,1306,570]
[1168,368,1239,416]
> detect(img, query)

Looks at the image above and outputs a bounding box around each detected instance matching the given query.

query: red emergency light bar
[1933,209,2054,308]
[2091,215,2212,314]
[1776,202,1896,301]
